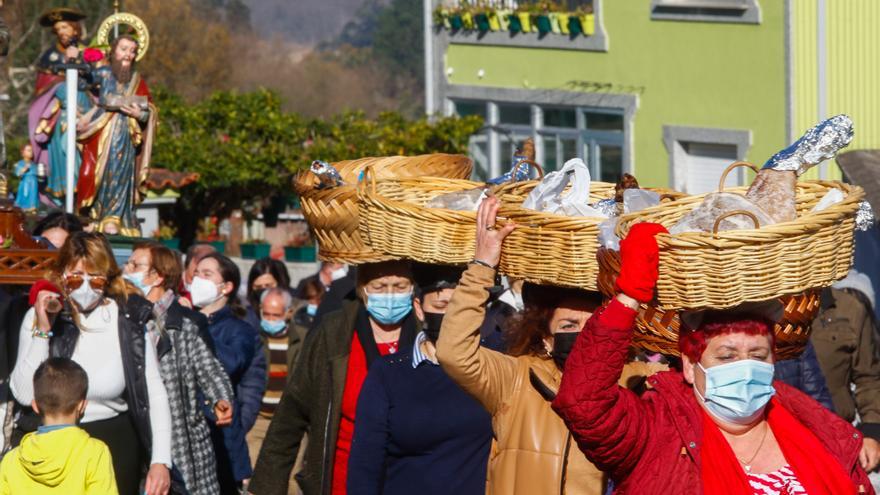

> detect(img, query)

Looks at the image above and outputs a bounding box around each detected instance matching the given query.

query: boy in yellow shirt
[0,357,118,494]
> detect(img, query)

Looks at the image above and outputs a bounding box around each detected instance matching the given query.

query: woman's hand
[615,222,668,304]
[474,195,516,268]
[34,290,60,332]
[144,463,170,495]
[214,399,233,427]
[860,437,880,472]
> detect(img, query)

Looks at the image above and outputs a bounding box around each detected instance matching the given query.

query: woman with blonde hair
[11,232,173,495]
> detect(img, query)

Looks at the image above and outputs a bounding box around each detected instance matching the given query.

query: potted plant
[153,221,180,251]
[578,3,595,36]
[284,228,317,262]
[197,216,226,254]
[532,2,555,35]
[240,239,272,260]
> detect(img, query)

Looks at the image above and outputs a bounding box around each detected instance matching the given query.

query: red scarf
[701,398,858,494]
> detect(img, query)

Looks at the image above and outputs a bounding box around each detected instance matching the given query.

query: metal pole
[423,0,434,117]
[65,68,77,213]
[114,1,120,37]
[816,0,828,179]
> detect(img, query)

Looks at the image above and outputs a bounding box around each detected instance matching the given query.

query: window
[681,142,739,194]
[498,104,531,126]
[454,101,487,120]
[451,99,627,181]
[650,0,760,24]
[663,125,751,194]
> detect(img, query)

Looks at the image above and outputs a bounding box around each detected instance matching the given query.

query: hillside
[244,0,388,45]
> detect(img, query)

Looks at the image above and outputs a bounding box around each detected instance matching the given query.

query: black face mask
[422,312,445,343]
[551,332,580,370]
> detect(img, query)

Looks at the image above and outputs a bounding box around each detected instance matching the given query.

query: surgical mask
[421,312,445,343]
[261,319,287,335]
[551,332,579,370]
[306,304,318,317]
[191,276,224,308]
[330,265,349,282]
[69,278,102,311]
[696,360,776,425]
[123,271,155,295]
[365,290,412,325]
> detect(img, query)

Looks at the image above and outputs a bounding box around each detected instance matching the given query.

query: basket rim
[615,180,864,244]
[358,176,487,219]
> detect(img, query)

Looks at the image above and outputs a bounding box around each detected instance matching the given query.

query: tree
[151,87,482,245]
[372,0,424,84]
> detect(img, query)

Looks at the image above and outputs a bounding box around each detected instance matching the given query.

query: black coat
[49,295,156,455]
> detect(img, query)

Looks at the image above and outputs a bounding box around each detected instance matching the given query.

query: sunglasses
[64,274,108,290]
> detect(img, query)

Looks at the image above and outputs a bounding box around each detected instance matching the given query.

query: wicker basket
[615,162,864,310]
[294,154,473,263]
[596,247,821,359]
[497,183,683,291]
[357,160,543,264]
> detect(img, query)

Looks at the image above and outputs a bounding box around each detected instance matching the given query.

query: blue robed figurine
[14,144,40,212]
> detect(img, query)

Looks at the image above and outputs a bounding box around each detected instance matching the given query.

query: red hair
[678,316,775,363]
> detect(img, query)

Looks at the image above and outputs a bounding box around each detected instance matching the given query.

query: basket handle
[357,165,377,195]
[508,159,544,183]
[718,161,759,192]
[712,209,760,234]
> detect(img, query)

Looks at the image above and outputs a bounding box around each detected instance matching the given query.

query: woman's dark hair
[33,211,84,236]
[504,283,604,357]
[246,258,290,309]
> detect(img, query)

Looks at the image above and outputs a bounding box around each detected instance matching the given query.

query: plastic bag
[522,158,607,217]
[426,187,488,211]
[623,189,661,214]
[669,192,775,234]
[598,218,621,250]
[810,188,845,213]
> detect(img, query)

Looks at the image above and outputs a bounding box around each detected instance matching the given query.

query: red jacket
[552,299,875,494]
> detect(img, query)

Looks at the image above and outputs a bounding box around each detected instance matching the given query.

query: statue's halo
[96,12,150,62]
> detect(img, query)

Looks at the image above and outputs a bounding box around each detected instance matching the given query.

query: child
[0,357,118,494]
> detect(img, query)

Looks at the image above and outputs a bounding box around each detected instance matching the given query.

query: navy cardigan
[347,345,492,495]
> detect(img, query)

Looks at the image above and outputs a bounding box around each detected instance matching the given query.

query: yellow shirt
[0,426,117,495]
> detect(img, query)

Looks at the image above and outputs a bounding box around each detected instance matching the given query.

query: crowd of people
[0,199,878,494]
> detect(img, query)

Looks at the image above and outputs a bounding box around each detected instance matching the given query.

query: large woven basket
[615,162,864,310]
[497,185,684,291]
[294,154,473,263]
[357,160,543,264]
[596,247,821,360]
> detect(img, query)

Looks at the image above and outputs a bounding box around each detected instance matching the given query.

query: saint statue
[28,8,92,202]
[14,144,39,212]
[76,28,155,237]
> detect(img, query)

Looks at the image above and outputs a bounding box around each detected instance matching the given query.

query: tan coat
[437,264,663,495]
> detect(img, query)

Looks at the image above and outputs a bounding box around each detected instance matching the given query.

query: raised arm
[436,196,518,415]
[552,222,667,477]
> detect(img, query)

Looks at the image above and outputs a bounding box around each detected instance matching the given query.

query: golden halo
[96,12,150,61]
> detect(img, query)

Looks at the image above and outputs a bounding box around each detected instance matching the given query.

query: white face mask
[69,277,103,312]
[330,265,349,282]
[191,276,224,308]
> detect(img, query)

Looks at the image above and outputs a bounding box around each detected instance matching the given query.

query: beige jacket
[437,264,663,495]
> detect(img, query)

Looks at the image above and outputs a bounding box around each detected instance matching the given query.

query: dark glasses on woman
[63,274,108,290]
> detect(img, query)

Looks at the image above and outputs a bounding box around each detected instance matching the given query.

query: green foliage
[372,0,424,84]
[152,87,482,243]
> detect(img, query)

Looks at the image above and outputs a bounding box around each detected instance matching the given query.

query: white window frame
[663,125,752,193]
[650,0,761,24]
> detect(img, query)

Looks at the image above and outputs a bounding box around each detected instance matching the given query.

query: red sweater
[552,298,874,494]
[331,333,396,495]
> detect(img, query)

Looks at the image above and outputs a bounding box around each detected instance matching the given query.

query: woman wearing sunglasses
[10,232,173,495]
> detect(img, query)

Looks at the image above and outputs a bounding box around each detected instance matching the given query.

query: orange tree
[151,87,482,245]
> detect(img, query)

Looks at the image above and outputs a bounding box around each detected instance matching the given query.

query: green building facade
[426,0,880,191]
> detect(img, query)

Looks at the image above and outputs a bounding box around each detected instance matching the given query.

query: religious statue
[76,14,155,237]
[28,8,92,202]
[14,144,39,212]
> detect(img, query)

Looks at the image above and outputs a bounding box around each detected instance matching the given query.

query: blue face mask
[365,290,412,325]
[123,271,155,295]
[696,359,776,425]
[261,319,287,335]
[306,304,318,317]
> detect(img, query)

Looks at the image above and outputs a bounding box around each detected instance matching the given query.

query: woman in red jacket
[551,223,874,495]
